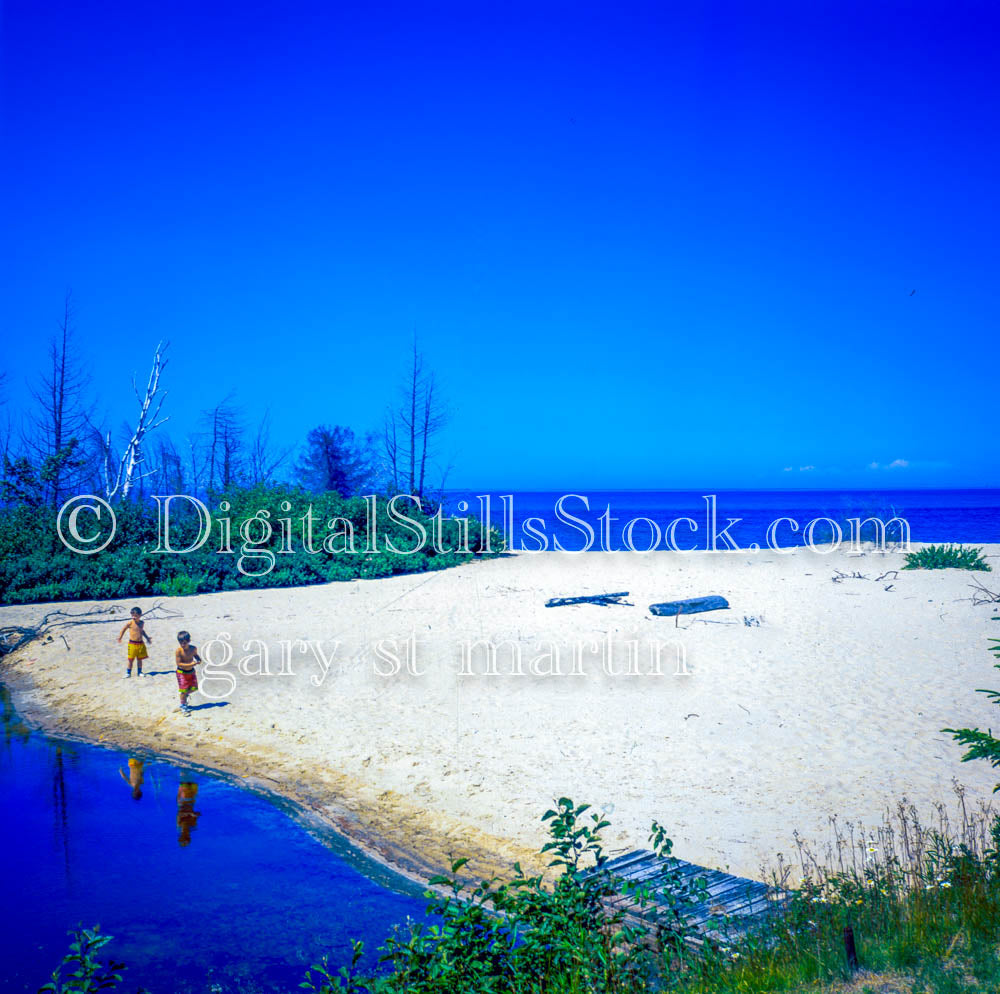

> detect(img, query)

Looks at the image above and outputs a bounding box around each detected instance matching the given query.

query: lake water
[0,686,429,993]
[446,488,1000,550]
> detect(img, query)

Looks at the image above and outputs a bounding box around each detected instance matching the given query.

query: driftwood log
[649,595,730,618]
[545,592,631,608]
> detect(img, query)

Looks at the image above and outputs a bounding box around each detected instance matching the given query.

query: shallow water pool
[0,686,429,993]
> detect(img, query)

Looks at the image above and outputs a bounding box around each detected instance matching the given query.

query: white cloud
[868,461,880,470]
[799,465,815,472]
[888,458,909,468]
[782,466,793,472]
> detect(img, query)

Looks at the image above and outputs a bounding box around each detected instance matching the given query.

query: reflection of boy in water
[118,758,145,800]
[176,781,201,847]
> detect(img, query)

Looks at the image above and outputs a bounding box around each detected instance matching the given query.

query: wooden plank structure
[580,849,790,947]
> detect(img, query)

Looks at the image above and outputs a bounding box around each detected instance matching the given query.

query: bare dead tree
[25,293,93,507]
[186,436,206,496]
[0,370,10,472]
[383,413,400,492]
[418,370,449,498]
[150,435,185,493]
[247,409,292,486]
[0,371,14,503]
[102,342,169,501]
[187,395,275,493]
[384,341,450,499]
[200,395,245,494]
[407,342,420,493]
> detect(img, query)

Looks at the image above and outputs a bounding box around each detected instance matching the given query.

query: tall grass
[674,785,1000,993]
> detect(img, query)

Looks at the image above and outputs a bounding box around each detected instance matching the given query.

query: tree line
[0,294,451,510]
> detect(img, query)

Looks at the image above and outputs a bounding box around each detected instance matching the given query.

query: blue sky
[1,1,997,489]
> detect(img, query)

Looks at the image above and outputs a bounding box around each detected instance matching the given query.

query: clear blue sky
[2,1,997,489]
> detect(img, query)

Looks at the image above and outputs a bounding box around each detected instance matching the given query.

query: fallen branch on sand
[833,568,899,592]
[832,569,869,583]
[0,602,179,656]
[968,578,1000,606]
[545,592,632,608]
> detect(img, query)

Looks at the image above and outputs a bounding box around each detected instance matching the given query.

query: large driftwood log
[545,592,631,608]
[649,595,729,618]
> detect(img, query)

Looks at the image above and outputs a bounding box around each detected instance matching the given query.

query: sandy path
[3,545,999,885]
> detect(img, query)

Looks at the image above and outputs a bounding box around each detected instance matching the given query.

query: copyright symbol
[56,495,117,555]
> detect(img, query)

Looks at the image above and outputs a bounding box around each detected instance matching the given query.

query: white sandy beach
[2,546,999,886]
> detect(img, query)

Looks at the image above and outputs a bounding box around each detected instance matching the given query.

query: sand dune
[3,545,999,885]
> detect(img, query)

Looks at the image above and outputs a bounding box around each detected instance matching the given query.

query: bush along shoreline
[0,487,502,606]
[43,790,1000,993]
[903,544,991,571]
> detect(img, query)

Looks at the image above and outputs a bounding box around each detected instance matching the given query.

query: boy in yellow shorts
[116,606,152,678]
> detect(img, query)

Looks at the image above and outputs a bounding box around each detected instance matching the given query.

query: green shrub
[153,573,204,597]
[903,544,991,571]
[300,799,709,994]
[0,485,490,605]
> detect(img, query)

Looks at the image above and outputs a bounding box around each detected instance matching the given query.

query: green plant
[329,799,711,993]
[0,485,493,606]
[39,926,125,994]
[301,940,367,993]
[944,616,1000,788]
[153,573,205,597]
[903,545,990,571]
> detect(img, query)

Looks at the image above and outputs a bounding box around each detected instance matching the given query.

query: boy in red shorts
[175,630,202,715]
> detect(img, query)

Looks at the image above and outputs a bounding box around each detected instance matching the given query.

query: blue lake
[0,685,428,993]
[447,488,1000,550]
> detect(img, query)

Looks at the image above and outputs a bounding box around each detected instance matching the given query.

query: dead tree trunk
[103,342,169,501]
[408,341,418,494]
[385,342,448,500]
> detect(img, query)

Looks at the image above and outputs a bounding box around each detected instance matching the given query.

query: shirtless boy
[175,631,202,715]
[117,607,152,678]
